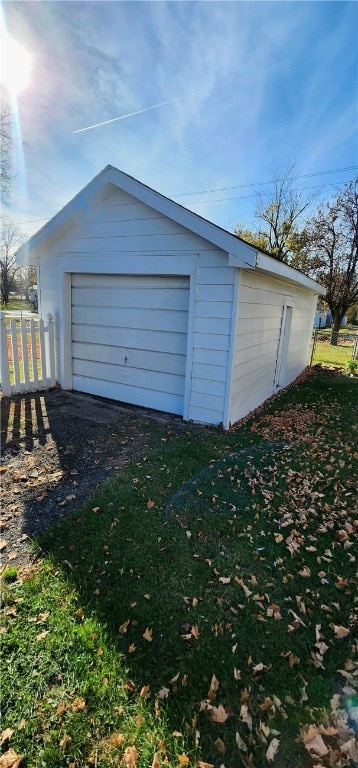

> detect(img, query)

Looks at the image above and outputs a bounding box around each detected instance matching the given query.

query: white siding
[228,271,317,425]
[188,256,235,424]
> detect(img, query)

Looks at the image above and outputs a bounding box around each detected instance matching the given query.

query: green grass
[313,340,353,368]
[1,370,357,767]
[0,298,34,312]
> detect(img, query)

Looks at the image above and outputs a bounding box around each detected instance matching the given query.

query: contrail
[74,96,184,134]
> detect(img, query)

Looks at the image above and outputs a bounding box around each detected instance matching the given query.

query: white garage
[71,274,190,414]
[16,165,325,427]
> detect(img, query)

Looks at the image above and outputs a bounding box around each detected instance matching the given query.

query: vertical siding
[229,271,317,425]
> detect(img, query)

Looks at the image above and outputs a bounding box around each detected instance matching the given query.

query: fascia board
[255,252,326,296]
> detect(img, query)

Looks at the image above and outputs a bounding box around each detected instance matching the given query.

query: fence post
[0,312,11,397]
[353,334,358,361]
[46,314,55,387]
[310,327,317,366]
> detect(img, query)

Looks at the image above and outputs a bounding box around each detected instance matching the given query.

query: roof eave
[255,252,326,295]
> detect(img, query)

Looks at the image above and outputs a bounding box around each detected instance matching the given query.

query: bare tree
[1,217,24,305]
[0,106,13,206]
[303,178,358,343]
[253,165,315,262]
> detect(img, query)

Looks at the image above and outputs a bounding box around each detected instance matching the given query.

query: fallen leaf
[109,733,125,747]
[0,749,23,768]
[302,732,328,756]
[240,704,253,730]
[332,624,350,639]
[143,627,153,642]
[59,734,72,750]
[71,697,86,711]
[147,499,155,509]
[151,752,161,768]
[266,738,280,761]
[219,576,231,584]
[215,737,225,753]
[210,704,229,723]
[129,643,136,653]
[35,631,49,641]
[208,674,220,700]
[119,620,130,634]
[121,746,138,768]
[0,729,13,746]
[140,685,150,699]
[177,755,190,766]
[235,732,248,752]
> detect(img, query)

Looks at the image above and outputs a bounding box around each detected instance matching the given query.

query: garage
[16,165,325,427]
[71,273,190,415]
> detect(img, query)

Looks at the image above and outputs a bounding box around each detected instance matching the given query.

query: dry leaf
[110,733,125,747]
[59,734,72,750]
[267,604,282,620]
[235,732,248,752]
[0,730,13,746]
[215,737,225,753]
[240,704,253,730]
[143,627,153,642]
[197,763,214,768]
[332,624,350,639]
[219,577,231,584]
[177,755,190,766]
[208,674,220,700]
[119,620,130,634]
[71,697,86,711]
[35,630,49,641]
[121,746,138,768]
[151,752,161,768]
[266,738,280,761]
[210,704,229,723]
[147,499,155,509]
[140,685,150,699]
[303,733,328,756]
[129,643,136,653]
[0,749,23,768]
[191,625,200,640]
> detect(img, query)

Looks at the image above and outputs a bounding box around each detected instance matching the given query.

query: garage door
[71,274,190,415]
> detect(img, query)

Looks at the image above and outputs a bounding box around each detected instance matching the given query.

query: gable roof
[16,164,325,295]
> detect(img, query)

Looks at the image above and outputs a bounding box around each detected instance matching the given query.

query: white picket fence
[0,312,56,397]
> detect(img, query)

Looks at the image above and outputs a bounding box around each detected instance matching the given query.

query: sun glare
[1,29,32,97]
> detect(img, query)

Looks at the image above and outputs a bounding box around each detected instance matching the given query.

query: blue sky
[2,1,358,238]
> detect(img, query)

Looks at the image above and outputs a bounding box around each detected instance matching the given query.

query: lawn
[1,370,357,768]
[312,327,357,369]
[0,298,34,312]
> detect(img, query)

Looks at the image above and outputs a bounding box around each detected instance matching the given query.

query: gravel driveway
[1,389,183,570]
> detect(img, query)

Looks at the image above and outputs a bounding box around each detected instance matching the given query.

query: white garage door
[71,274,190,415]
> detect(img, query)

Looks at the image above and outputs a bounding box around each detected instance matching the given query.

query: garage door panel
[72,324,187,354]
[72,305,188,333]
[71,274,190,415]
[73,376,184,415]
[72,342,186,376]
[72,274,189,290]
[72,286,189,311]
[73,359,185,396]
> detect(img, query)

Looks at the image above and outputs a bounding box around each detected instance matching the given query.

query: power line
[173,165,358,198]
[17,165,357,224]
[178,180,355,206]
